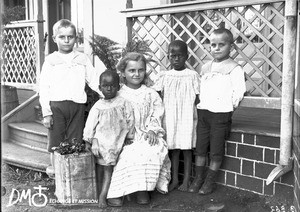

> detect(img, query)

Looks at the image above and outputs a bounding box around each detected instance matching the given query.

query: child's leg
[95,163,104,198]
[199,111,232,195]
[188,109,209,192]
[168,149,180,191]
[65,102,85,143]
[188,155,206,192]
[98,165,113,208]
[178,150,192,191]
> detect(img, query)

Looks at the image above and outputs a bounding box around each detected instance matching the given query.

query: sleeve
[151,71,165,92]
[39,60,52,117]
[124,100,135,139]
[192,71,201,95]
[147,90,165,137]
[83,104,100,143]
[84,55,103,97]
[230,65,246,108]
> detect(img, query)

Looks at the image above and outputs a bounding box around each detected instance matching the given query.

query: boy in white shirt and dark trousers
[188,28,246,194]
[39,19,100,178]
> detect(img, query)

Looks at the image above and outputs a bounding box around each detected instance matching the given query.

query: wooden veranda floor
[232,107,281,136]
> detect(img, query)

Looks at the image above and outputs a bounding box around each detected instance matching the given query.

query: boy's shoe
[107,197,123,207]
[136,191,150,205]
[46,166,55,179]
[198,169,217,195]
[188,166,206,193]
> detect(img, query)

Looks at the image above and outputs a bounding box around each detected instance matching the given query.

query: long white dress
[107,85,171,198]
[152,68,201,150]
[83,95,134,166]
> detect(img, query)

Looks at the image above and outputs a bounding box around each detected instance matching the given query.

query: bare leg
[178,150,192,191]
[168,149,180,191]
[95,164,104,197]
[98,165,113,208]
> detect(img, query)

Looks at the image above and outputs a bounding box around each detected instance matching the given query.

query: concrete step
[8,122,48,152]
[2,141,50,172]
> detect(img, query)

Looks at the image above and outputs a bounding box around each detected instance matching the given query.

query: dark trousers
[195,109,232,162]
[47,101,85,152]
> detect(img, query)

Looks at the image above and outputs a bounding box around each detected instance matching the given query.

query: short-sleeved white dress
[83,94,134,166]
[153,68,201,150]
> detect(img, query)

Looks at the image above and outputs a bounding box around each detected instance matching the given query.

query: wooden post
[35,0,45,91]
[126,0,133,45]
[279,0,297,166]
[83,0,95,63]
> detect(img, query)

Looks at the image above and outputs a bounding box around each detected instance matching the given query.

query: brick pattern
[218,132,293,196]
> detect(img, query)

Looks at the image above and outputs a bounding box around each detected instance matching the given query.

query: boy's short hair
[53,19,77,37]
[168,40,188,54]
[211,28,234,44]
[99,70,120,85]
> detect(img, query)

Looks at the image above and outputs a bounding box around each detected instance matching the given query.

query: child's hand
[43,115,53,129]
[144,130,158,146]
[91,138,101,157]
[124,138,133,146]
[85,141,92,152]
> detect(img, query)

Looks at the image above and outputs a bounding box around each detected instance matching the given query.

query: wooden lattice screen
[124,0,285,98]
[1,20,44,90]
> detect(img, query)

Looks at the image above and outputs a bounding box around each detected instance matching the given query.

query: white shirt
[197,58,246,113]
[39,51,101,117]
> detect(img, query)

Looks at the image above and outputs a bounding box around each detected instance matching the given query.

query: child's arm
[84,56,102,95]
[83,103,100,154]
[230,66,246,109]
[124,101,135,146]
[39,61,53,119]
[144,90,165,145]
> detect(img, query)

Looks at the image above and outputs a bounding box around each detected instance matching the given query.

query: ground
[1,164,295,212]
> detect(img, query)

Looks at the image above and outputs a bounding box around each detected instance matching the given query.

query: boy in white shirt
[188,28,246,194]
[39,19,100,178]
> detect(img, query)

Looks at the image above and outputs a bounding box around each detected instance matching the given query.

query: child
[83,70,134,208]
[153,40,201,192]
[188,28,246,194]
[39,19,101,178]
[106,52,171,207]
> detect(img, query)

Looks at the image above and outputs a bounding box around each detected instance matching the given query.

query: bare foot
[178,182,189,192]
[168,181,179,192]
[98,195,108,208]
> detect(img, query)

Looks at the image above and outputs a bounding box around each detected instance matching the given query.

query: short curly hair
[117,52,151,86]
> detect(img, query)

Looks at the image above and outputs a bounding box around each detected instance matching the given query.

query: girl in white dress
[153,40,201,192]
[83,70,134,208]
[106,52,171,207]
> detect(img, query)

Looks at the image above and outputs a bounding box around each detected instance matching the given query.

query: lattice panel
[1,26,37,86]
[131,2,285,97]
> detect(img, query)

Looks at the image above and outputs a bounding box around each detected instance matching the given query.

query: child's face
[168,46,188,71]
[99,75,120,100]
[210,33,233,62]
[53,27,77,54]
[123,60,146,89]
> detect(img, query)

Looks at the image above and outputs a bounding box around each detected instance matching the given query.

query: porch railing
[1,19,44,90]
[122,0,289,108]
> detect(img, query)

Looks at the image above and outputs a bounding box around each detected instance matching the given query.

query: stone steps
[3,121,50,172]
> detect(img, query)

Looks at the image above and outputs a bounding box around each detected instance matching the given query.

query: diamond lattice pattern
[131,2,284,97]
[1,26,37,86]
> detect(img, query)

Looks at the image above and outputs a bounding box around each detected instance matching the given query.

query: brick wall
[216,131,294,196]
[185,130,295,196]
